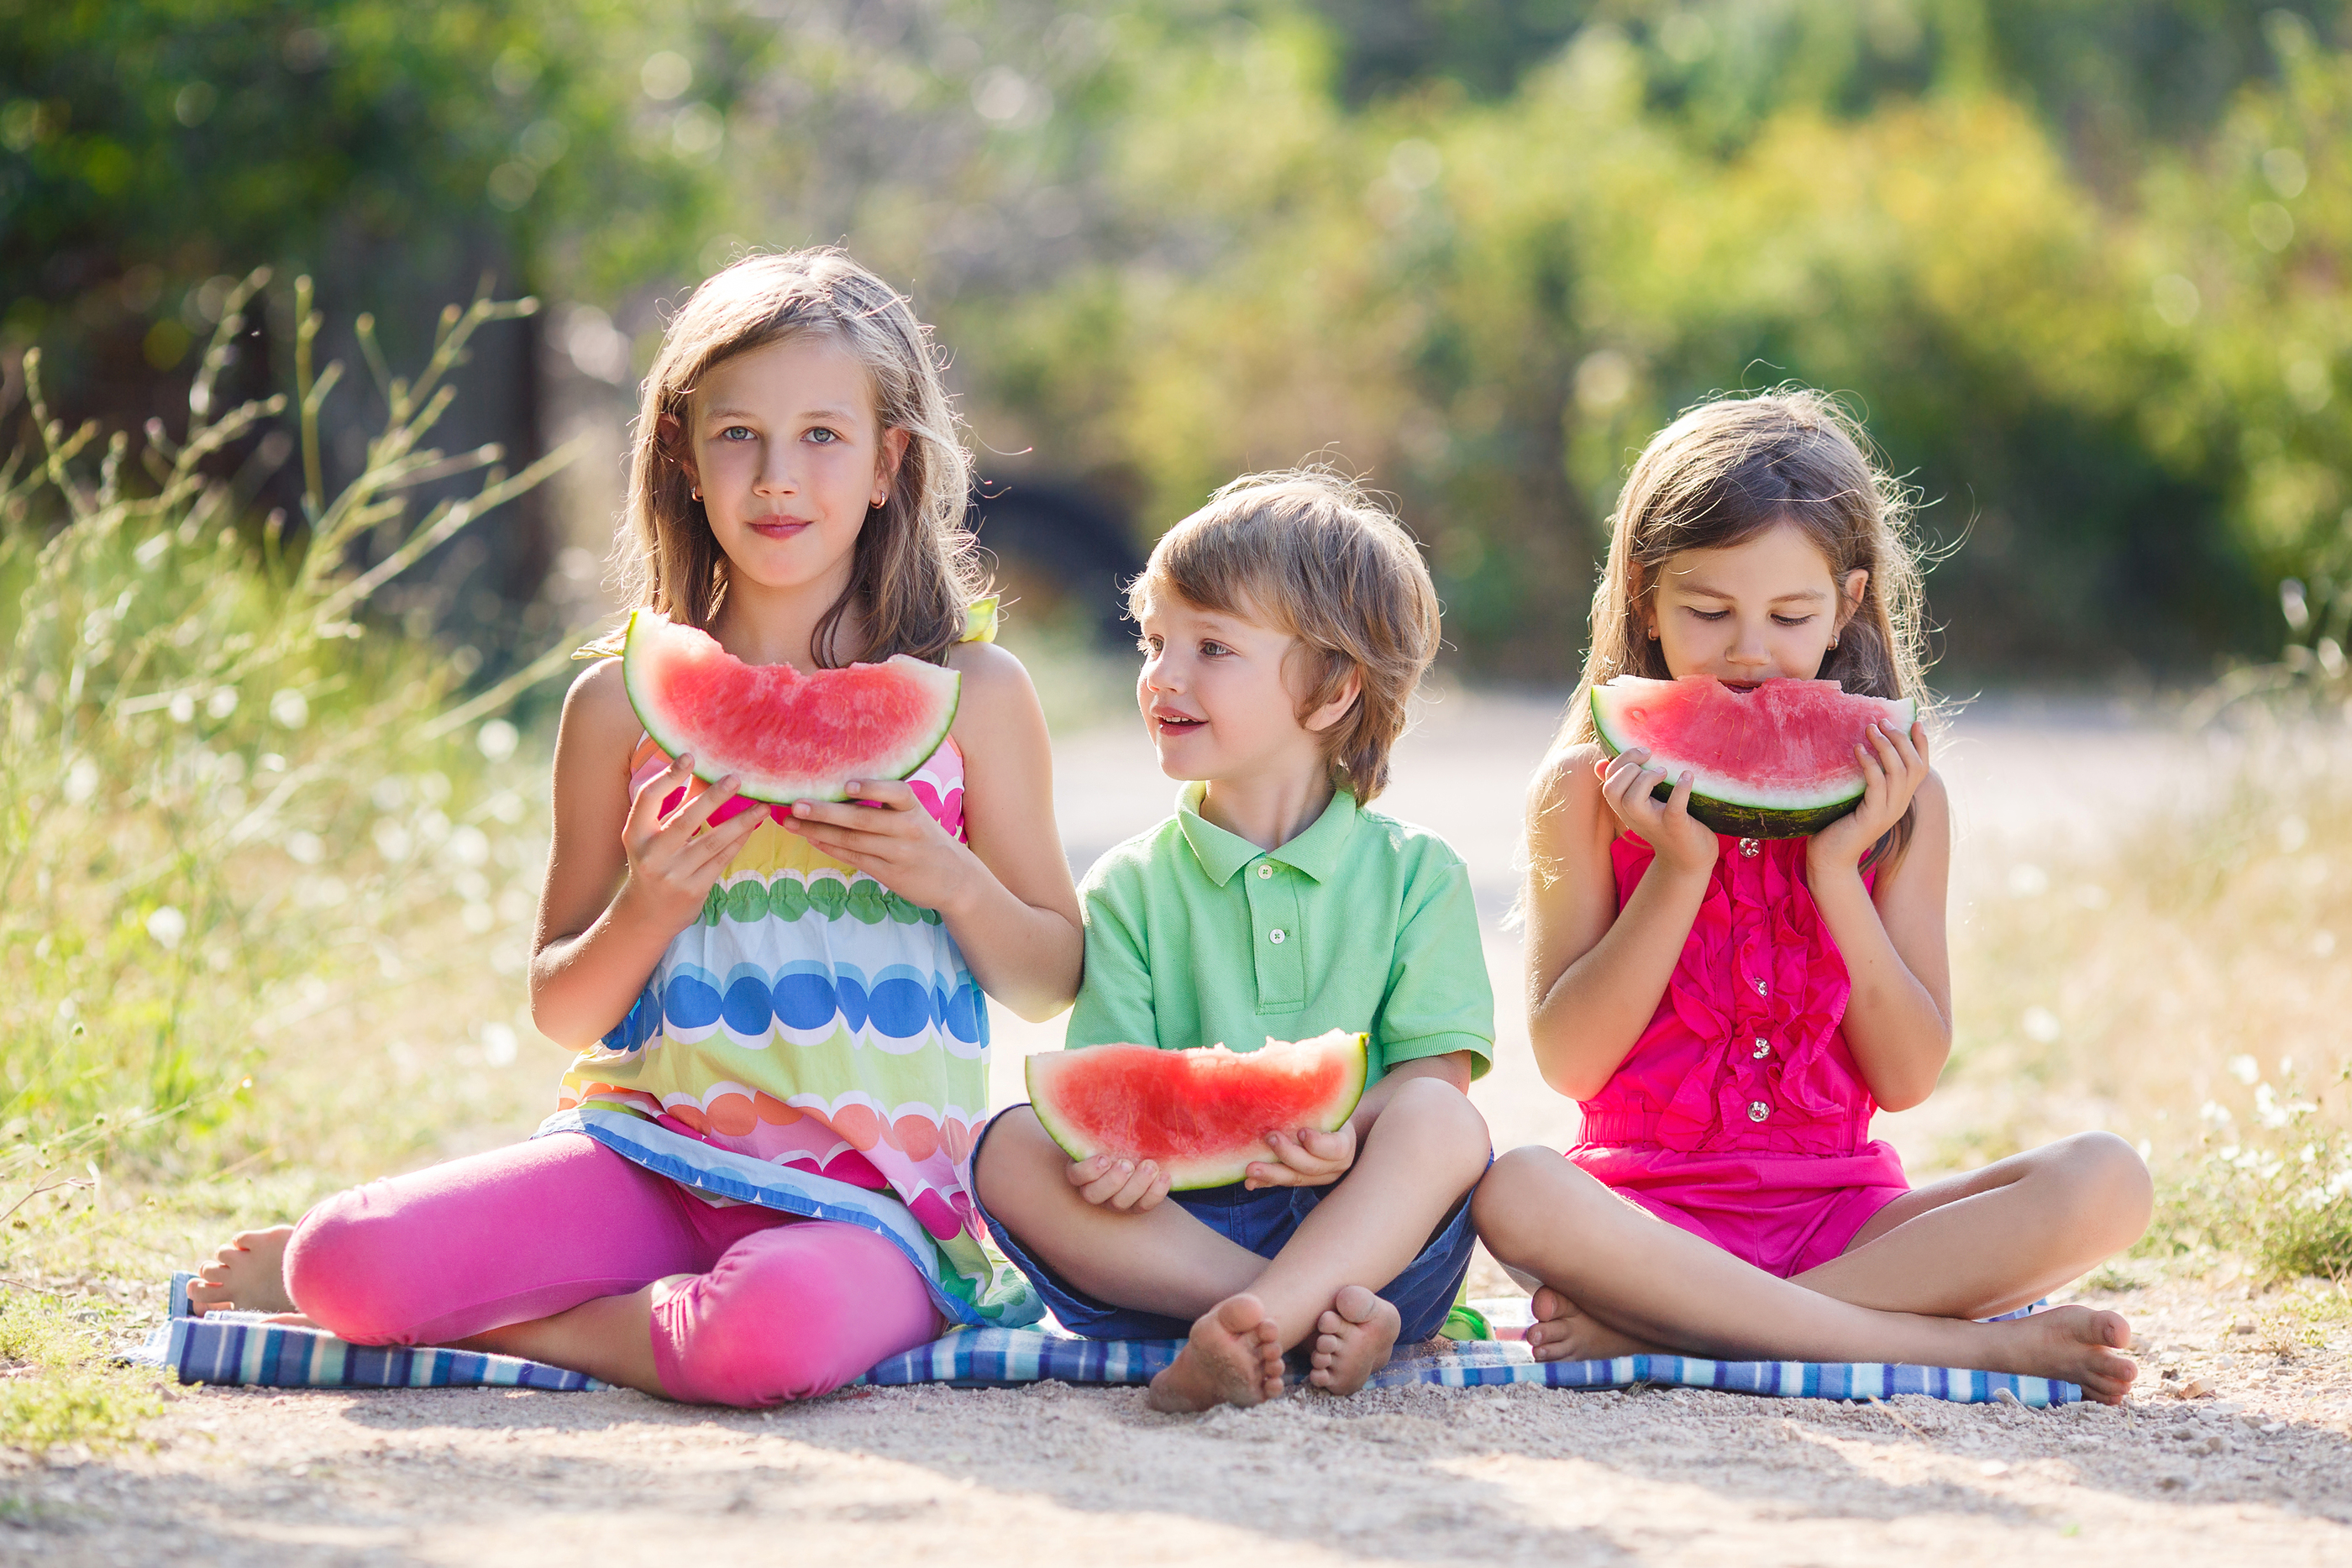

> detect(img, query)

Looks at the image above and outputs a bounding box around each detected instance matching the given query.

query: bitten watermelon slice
[1025,1030,1371,1191]
[621,609,960,804]
[1591,675,1919,839]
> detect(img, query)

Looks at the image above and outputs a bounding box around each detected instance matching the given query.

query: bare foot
[2001,1304,2139,1405]
[187,1226,297,1316]
[1147,1294,1286,1413]
[1306,1285,1399,1395]
[1523,1284,1664,1363]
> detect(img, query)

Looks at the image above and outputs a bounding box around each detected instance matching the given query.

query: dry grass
[1940,720,2352,1277]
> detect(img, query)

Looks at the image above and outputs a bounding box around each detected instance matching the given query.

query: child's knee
[1470,1146,1571,1257]
[654,1226,935,1407]
[2061,1131,2154,1230]
[1374,1076,1491,1169]
[282,1189,412,1342]
[973,1106,1058,1212]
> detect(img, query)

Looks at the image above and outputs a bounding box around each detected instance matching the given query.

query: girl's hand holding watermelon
[782,777,979,914]
[616,750,769,935]
[1593,744,1716,878]
[1805,719,1931,874]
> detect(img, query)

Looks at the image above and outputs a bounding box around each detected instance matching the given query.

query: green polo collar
[1174,781,1359,886]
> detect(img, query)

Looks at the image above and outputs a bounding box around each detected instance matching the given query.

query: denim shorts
[973,1107,1479,1345]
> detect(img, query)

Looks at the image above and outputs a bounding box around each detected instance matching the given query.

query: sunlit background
[6,1,2352,1349]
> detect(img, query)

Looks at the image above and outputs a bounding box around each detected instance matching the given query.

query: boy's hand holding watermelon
[1240,1121,1356,1190]
[1063,1151,1173,1213]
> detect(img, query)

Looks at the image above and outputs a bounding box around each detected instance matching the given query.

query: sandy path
[11,1275,2349,1566]
[15,689,2343,1565]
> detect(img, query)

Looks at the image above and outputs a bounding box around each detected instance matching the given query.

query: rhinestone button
[1256,863,1273,879]
[1753,977,1768,996]
[1751,1037,1772,1059]
[1268,928,1286,944]
[1748,1100,1770,1122]
[1738,837,1761,858]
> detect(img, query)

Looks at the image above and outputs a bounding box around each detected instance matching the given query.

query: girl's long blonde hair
[619,249,983,665]
[1558,389,1932,858]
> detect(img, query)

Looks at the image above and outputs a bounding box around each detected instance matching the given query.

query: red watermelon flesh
[1025,1030,1370,1191]
[1591,675,1919,839]
[621,610,961,804]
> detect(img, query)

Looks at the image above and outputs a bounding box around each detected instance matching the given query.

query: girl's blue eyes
[718,427,843,443]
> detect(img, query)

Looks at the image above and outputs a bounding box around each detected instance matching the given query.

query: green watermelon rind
[621,608,962,805]
[1025,1032,1371,1192]
[1591,679,1919,841]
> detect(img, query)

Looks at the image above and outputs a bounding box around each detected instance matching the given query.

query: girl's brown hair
[1133,468,1440,803]
[619,249,982,665]
[1557,389,1931,860]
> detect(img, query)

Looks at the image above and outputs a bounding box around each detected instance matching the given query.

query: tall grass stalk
[1,272,582,1199]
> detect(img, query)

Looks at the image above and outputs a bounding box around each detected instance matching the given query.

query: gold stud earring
[1828,635,1840,649]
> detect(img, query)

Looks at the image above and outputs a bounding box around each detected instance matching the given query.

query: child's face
[1135,593,1347,787]
[1646,522,1869,686]
[682,333,909,596]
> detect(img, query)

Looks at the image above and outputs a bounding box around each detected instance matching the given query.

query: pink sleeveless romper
[1569,831,1911,1277]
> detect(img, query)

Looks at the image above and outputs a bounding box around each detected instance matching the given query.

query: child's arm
[1523,742,1719,1099]
[776,642,1084,1022]
[529,659,768,1049]
[1804,721,1952,1110]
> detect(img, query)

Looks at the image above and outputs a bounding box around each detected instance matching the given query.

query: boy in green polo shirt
[973,469,1495,1412]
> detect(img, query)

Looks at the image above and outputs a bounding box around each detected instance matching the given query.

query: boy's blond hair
[1131,469,1439,802]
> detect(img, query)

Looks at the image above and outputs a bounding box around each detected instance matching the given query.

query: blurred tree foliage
[6,0,2348,679]
[2,0,716,419]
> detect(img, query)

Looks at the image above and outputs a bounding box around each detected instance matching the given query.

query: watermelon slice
[620,609,961,804]
[1025,1030,1371,1191]
[1591,675,1919,839]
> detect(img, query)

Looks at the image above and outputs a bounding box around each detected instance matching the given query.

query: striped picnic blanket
[131,1276,2079,1407]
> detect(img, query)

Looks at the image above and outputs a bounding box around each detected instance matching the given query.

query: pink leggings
[281,1133,941,1407]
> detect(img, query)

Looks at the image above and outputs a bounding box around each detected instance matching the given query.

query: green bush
[0,274,575,1183]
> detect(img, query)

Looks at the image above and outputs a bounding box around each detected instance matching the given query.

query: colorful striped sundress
[535,611,1038,1328]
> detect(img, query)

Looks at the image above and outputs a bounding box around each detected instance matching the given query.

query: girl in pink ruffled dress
[1473,391,2152,1403]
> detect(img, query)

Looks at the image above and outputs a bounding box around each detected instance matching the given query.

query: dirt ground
[8,1272,2349,1567]
[13,688,2348,1565]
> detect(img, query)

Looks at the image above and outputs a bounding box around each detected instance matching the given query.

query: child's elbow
[1870,1057,1948,1113]
[1005,991,1077,1025]
[1533,1050,1607,1104]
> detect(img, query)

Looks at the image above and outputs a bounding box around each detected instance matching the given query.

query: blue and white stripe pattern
[855,1328,2081,1406]
[132,1277,600,1391]
[134,1274,2077,1405]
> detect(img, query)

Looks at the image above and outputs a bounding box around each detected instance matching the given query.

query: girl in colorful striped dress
[188,250,1082,1405]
